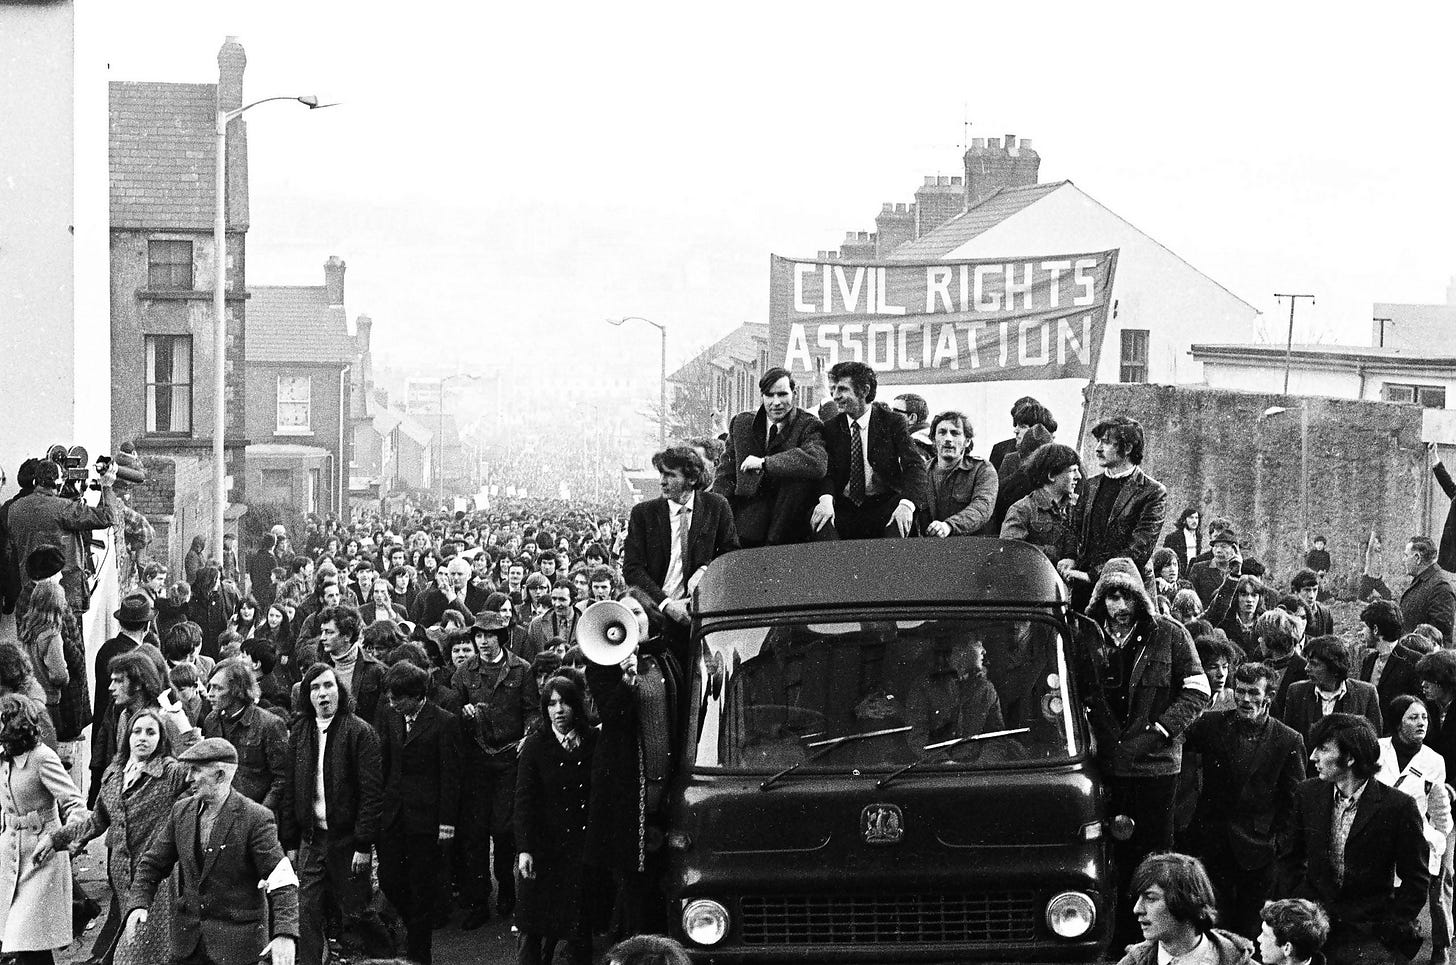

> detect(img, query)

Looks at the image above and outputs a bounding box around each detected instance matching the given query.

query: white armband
[261,854,299,892]
[1183,672,1213,696]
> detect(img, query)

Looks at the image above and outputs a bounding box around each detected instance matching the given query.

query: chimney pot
[937,175,949,186]
[858,231,868,241]
[951,176,963,186]
[971,137,985,149]
[881,202,893,213]
[1019,138,1033,151]
[988,137,1001,149]
[844,231,857,242]
[895,203,906,214]
[324,255,346,307]
[923,175,936,186]
[1005,135,1017,148]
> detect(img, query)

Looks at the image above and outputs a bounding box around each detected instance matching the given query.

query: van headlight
[1045,891,1096,938]
[682,898,730,945]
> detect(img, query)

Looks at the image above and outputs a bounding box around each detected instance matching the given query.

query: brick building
[109,38,252,573]
[244,256,355,517]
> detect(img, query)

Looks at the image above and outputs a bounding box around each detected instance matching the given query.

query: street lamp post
[212,93,329,564]
[607,316,667,451]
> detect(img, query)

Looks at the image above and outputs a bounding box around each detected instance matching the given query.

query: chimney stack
[324,256,346,307]
[963,132,1042,205]
[217,37,246,111]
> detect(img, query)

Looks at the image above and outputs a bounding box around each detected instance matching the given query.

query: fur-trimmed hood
[1088,556,1154,621]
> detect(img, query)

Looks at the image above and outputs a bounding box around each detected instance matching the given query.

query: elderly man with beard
[712,366,827,548]
[922,410,997,538]
[1083,557,1210,948]
[279,664,390,965]
[1183,662,1306,936]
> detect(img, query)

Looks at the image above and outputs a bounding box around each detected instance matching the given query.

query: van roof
[695,537,1068,616]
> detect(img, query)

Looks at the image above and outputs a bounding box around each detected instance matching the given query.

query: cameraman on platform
[7,457,118,621]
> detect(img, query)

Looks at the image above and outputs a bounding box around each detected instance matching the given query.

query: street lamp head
[1261,406,1289,419]
[606,317,626,327]
[297,95,319,108]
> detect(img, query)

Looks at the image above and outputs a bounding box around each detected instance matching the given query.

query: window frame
[147,239,194,290]
[1119,329,1150,384]
[276,374,314,435]
[143,334,193,436]
[1383,382,1446,408]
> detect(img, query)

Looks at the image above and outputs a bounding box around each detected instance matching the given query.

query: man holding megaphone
[580,590,682,942]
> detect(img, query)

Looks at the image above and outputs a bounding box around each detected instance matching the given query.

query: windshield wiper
[759,726,913,791]
[875,727,1031,788]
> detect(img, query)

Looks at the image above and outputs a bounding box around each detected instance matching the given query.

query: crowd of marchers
[0,358,1455,965]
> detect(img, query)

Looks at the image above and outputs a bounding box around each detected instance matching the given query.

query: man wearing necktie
[623,447,739,660]
[811,361,928,541]
[713,366,828,548]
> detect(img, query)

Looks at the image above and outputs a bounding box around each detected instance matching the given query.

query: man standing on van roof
[1084,557,1211,948]
[810,361,928,540]
[712,366,827,548]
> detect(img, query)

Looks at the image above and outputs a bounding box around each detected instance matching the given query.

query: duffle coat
[514,726,597,937]
[0,742,85,951]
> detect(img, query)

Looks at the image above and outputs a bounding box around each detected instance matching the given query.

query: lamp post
[606,315,667,451]
[212,93,329,564]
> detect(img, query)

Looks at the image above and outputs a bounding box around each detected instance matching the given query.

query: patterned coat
[57,755,190,965]
[0,743,86,951]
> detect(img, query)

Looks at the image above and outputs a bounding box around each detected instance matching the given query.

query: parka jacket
[451,652,540,755]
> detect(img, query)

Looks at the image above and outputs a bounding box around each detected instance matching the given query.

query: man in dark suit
[124,737,300,965]
[810,360,928,541]
[1356,598,1421,730]
[1060,416,1167,606]
[377,660,461,965]
[1278,636,1384,745]
[1185,661,1306,936]
[1400,536,1456,645]
[1293,569,1335,637]
[1277,713,1429,964]
[713,366,827,547]
[623,446,739,643]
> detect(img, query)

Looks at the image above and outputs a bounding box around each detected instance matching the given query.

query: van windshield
[692,617,1080,772]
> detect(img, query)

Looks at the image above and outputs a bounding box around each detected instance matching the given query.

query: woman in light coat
[1376,694,1454,965]
[53,707,189,965]
[0,692,86,964]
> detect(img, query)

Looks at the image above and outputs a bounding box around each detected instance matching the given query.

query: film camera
[43,442,146,499]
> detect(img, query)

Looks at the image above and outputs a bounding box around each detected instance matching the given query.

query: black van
[663,537,1112,963]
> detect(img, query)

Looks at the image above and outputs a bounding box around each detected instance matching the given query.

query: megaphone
[579,600,641,666]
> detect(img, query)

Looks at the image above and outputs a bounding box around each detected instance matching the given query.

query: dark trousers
[1110,773,1178,949]
[1200,839,1274,939]
[815,494,911,541]
[298,828,392,965]
[518,933,592,965]
[463,755,517,911]
[379,825,440,965]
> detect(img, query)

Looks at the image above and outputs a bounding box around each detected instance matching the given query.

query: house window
[147,240,193,289]
[276,376,312,433]
[1120,329,1150,383]
[144,335,192,434]
[1383,383,1447,408]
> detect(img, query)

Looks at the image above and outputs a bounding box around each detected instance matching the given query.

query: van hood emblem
[861,803,904,845]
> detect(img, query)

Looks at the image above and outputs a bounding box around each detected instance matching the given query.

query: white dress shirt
[662,493,695,600]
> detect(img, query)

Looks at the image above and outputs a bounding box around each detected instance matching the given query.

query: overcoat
[0,743,86,951]
[514,726,597,936]
[712,406,827,545]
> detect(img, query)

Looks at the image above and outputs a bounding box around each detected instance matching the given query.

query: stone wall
[1081,382,1437,598]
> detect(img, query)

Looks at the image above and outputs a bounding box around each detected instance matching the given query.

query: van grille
[738,891,1039,945]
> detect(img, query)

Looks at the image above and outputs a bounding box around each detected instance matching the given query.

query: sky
[96,1,1456,378]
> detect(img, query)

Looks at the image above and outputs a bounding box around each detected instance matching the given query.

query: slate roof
[887,182,1068,260]
[110,81,218,231]
[669,323,767,383]
[248,286,354,365]
[1191,342,1456,367]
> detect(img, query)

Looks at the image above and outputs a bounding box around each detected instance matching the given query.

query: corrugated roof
[888,182,1068,260]
[1192,342,1456,366]
[110,81,218,231]
[248,286,353,365]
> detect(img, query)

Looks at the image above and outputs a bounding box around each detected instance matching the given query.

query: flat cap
[178,737,238,766]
